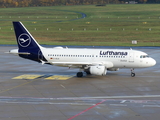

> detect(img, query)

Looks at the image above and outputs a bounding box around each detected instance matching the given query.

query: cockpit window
[140,55,150,58]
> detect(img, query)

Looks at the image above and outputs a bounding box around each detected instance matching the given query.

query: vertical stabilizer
[12,21,45,62]
[13,21,41,51]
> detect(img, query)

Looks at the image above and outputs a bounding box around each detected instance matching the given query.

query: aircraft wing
[51,61,113,68]
[41,60,92,66]
[52,62,92,66]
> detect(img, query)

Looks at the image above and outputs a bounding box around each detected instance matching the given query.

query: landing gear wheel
[77,72,83,77]
[131,68,135,77]
[131,73,135,77]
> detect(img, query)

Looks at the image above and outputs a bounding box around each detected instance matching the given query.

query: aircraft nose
[149,58,156,67]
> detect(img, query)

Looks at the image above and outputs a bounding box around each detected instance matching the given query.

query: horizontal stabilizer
[40,60,50,65]
[7,49,29,55]
[8,49,30,55]
[17,52,30,55]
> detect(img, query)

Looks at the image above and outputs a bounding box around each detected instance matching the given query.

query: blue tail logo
[18,33,31,47]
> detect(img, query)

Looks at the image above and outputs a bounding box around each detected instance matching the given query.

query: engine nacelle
[107,68,119,71]
[90,66,107,76]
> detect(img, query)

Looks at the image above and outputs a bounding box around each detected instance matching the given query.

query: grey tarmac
[0,46,160,120]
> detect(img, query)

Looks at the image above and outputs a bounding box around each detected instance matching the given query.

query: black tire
[77,72,83,77]
[131,73,135,77]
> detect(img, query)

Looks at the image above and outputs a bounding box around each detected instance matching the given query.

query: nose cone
[149,58,156,67]
[151,58,156,66]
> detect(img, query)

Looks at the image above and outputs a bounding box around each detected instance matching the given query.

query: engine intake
[90,66,107,76]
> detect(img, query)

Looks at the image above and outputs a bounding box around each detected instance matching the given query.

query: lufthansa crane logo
[18,34,31,47]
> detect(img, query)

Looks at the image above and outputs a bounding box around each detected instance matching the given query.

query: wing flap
[51,61,111,66]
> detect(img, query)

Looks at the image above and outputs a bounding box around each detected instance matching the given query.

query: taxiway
[0,46,160,120]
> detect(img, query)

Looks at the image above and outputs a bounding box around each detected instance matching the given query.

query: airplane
[9,21,156,77]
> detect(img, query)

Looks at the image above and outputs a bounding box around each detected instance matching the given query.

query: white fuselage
[41,47,156,69]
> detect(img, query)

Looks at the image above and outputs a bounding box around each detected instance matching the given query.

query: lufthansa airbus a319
[9,22,156,77]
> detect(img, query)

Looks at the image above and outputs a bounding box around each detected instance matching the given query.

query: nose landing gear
[131,68,135,77]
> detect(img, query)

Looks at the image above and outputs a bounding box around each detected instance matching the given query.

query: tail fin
[12,21,45,62]
[13,21,40,50]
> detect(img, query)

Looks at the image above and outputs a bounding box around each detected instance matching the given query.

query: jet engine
[107,68,119,71]
[89,66,107,76]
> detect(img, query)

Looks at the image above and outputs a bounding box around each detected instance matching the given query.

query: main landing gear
[77,72,83,77]
[77,69,136,77]
[131,68,135,77]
